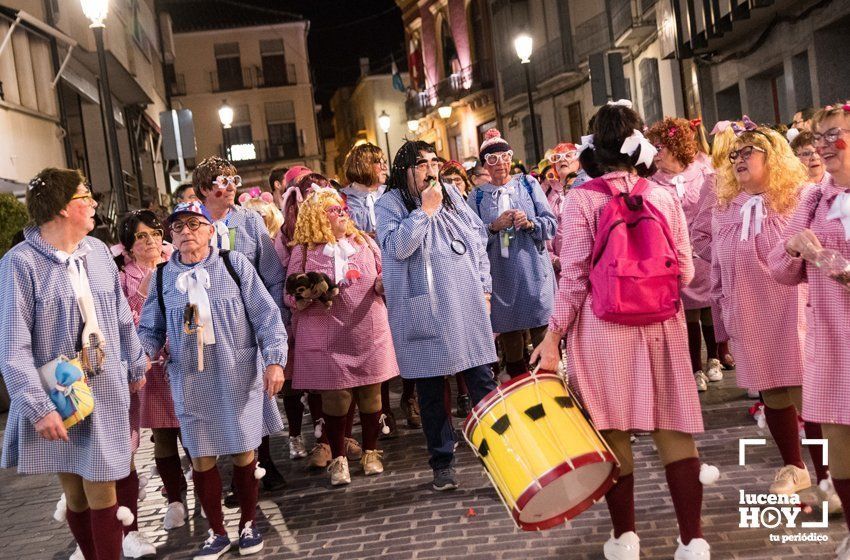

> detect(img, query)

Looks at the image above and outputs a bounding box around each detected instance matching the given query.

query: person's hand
[513,210,531,230]
[552,256,561,274]
[34,411,68,441]
[138,269,155,298]
[145,355,152,372]
[129,376,147,393]
[484,293,491,315]
[421,180,443,216]
[529,330,562,373]
[490,210,516,232]
[786,229,823,261]
[264,364,285,398]
[374,276,385,296]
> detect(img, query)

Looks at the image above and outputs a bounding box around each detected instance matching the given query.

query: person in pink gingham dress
[648,118,723,392]
[532,103,710,560]
[286,186,398,486]
[770,105,850,557]
[710,126,833,502]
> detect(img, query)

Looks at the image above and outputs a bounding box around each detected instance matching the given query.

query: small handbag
[39,356,94,429]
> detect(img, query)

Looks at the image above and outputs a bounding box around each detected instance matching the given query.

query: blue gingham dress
[375,185,498,379]
[0,228,147,481]
[467,175,557,333]
[341,184,386,233]
[208,204,286,436]
[137,248,288,457]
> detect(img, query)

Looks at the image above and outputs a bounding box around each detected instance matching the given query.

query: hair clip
[731,116,758,136]
[689,118,702,129]
[28,177,45,191]
[667,126,678,137]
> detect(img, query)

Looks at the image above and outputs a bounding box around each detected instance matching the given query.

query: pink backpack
[576,177,681,326]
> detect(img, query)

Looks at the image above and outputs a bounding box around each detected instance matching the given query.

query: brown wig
[343,143,384,186]
[192,156,238,202]
[26,168,87,226]
[647,117,698,167]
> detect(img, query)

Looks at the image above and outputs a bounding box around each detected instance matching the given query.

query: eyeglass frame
[325,205,348,217]
[548,151,577,163]
[483,150,514,166]
[728,145,767,165]
[133,229,164,242]
[70,190,96,206]
[795,148,818,160]
[213,175,242,189]
[169,218,209,233]
[414,157,442,171]
[812,128,850,146]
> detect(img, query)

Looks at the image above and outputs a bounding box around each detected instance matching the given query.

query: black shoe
[432,467,458,491]
[454,395,471,418]
[261,464,286,492]
[223,485,239,508]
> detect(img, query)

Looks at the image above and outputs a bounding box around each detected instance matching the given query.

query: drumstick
[196,324,205,372]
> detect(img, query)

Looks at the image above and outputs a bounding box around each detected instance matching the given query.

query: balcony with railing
[573,11,611,62]
[404,60,495,121]
[220,139,303,163]
[210,66,254,92]
[611,0,656,47]
[256,63,297,88]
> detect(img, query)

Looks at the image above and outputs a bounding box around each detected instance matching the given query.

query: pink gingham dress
[710,191,807,391]
[286,235,399,391]
[769,176,850,426]
[118,245,180,433]
[654,164,714,310]
[550,171,703,434]
[543,179,566,280]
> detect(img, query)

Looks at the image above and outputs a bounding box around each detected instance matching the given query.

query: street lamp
[514,32,540,163]
[80,0,128,214]
[218,101,233,159]
[437,105,453,119]
[407,119,420,134]
[378,110,391,158]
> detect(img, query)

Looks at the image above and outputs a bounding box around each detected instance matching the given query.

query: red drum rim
[513,451,619,531]
[463,372,564,440]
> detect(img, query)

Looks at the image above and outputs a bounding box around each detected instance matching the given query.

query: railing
[573,11,611,61]
[210,66,254,92]
[256,63,297,87]
[405,60,495,120]
[611,0,635,41]
[534,38,574,83]
[220,139,303,163]
[640,0,657,16]
[169,73,186,96]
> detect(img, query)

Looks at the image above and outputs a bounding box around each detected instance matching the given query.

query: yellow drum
[463,372,619,531]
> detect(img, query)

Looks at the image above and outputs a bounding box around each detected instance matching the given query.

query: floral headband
[238,187,273,205]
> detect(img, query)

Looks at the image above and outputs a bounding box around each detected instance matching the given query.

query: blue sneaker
[194,530,231,560]
[238,521,264,555]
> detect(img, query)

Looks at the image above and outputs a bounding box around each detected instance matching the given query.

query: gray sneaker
[432,467,458,491]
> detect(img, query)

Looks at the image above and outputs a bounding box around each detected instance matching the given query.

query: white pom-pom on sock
[300,394,309,406]
[148,464,158,478]
[185,467,193,481]
[699,464,720,485]
[379,414,390,435]
[116,506,134,526]
[53,494,67,522]
[254,462,266,480]
[820,477,834,493]
[314,418,325,439]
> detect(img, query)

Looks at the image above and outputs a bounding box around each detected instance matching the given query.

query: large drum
[464,372,619,530]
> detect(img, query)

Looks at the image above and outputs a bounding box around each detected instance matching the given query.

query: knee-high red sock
[324,413,347,458]
[155,455,186,504]
[763,405,805,468]
[90,504,123,560]
[66,508,97,560]
[665,457,703,545]
[803,422,829,483]
[832,478,850,531]
[232,459,259,531]
[282,394,304,437]
[345,402,356,438]
[360,411,381,451]
[604,473,635,538]
[686,322,703,372]
[115,470,139,535]
[192,466,226,535]
[307,393,328,444]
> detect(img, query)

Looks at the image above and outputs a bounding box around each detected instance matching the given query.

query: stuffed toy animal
[286,271,339,310]
[48,358,94,428]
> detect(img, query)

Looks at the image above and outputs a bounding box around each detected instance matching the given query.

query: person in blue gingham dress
[469,129,557,378]
[375,140,497,490]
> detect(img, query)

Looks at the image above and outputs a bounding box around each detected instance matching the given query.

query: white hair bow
[608,99,633,109]
[308,183,337,201]
[620,129,658,169]
[279,186,304,219]
[577,134,595,154]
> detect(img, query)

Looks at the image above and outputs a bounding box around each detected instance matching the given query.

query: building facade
[0,0,169,218]
[165,2,322,191]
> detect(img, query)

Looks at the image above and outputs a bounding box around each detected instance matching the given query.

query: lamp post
[514,33,540,163]
[81,0,127,214]
[378,110,391,158]
[218,101,234,160]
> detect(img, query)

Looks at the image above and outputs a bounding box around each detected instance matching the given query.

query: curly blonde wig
[289,189,365,248]
[716,127,808,215]
[647,117,698,166]
[711,124,740,169]
[242,197,283,239]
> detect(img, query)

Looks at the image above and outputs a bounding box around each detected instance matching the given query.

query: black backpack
[155,250,240,318]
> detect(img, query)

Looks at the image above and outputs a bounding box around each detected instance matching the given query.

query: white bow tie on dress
[826,191,850,240]
[493,185,515,258]
[739,195,766,241]
[672,175,686,199]
[56,244,102,336]
[365,193,377,231]
[176,268,216,345]
[212,221,231,250]
[323,239,357,283]
[620,129,658,169]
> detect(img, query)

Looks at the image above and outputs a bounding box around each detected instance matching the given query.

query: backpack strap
[519,174,535,197]
[475,188,484,213]
[629,178,651,198]
[219,250,241,289]
[155,262,167,318]
[575,177,619,196]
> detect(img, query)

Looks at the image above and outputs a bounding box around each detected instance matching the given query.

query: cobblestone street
[1,373,846,560]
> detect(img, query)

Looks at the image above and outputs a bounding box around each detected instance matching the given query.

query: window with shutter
[640,58,662,126]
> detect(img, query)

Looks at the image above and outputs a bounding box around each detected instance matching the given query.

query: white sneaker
[603,531,640,560]
[288,435,307,459]
[163,500,187,530]
[122,530,157,558]
[769,464,811,495]
[816,477,844,515]
[704,359,723,382]
[69,545,84,560]
[836,535,850,560]
[695,371,708,392]
[328,456,351,486]
[674,537,710,559]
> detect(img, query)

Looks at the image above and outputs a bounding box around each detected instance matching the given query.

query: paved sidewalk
[0,372,846,559]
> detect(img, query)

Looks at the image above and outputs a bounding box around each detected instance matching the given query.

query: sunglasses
[484,150,514,165]
[170,218,207,233]
[70,190,96,206]
[728,145,766,165]
[548,152,577,163]
[325,205,348,217]
[812,128,850,145]
[213,175,242,189]
[133,229,164,242]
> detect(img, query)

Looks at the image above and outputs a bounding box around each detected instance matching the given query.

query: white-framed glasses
[213,175,242,189]
[484,150,514,165]
[548,151,577,163]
